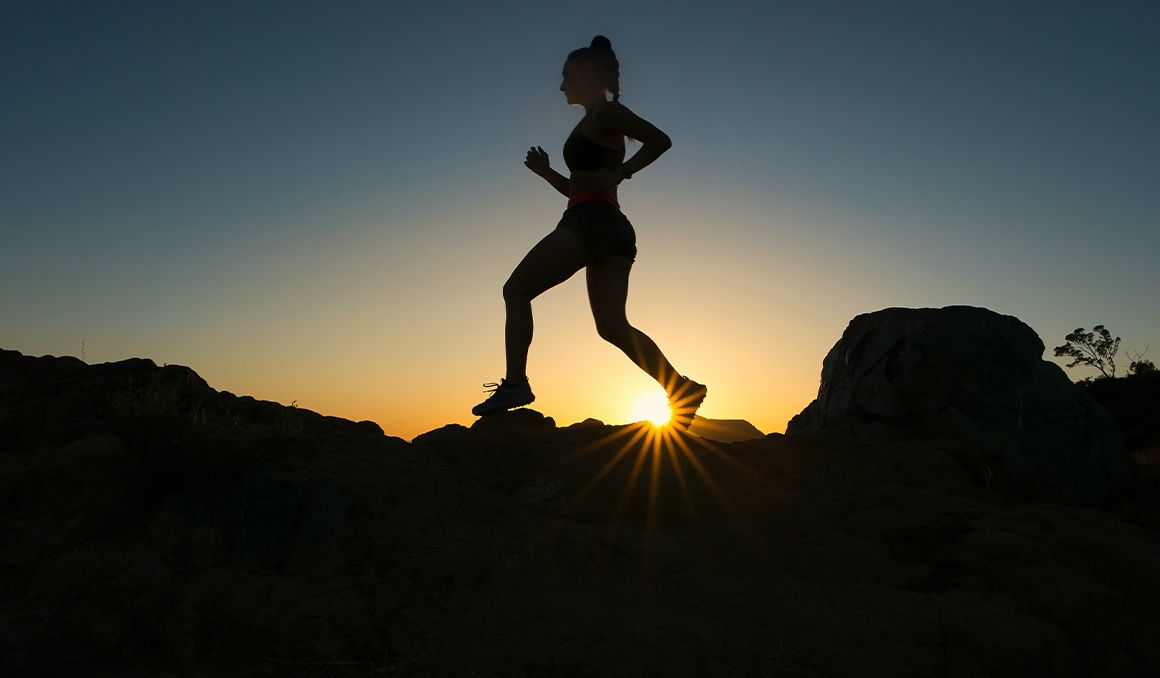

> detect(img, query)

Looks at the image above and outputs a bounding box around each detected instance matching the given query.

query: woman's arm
[593,101,673,178]
[525,144,570,197]
[538,167,571,197]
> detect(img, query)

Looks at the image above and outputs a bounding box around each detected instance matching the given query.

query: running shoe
[472,377,535,416]
[668,375,707,431]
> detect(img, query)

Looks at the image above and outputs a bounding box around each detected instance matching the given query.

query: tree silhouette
[1130,359,1157,375]
[1126,346,1156,375]
[1053,325,1121,379]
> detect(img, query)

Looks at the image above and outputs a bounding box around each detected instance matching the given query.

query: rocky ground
[2,338,1159,677]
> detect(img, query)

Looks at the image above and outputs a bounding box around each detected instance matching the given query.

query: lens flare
[629,388,672,427]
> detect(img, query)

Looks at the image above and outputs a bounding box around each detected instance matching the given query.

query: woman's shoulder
[594,99,628,115]
[588,100,630,131]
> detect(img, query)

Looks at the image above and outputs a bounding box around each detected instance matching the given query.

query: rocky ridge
[2,306,1158,676]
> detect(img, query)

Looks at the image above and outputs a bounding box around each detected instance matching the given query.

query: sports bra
[563,110,625,173]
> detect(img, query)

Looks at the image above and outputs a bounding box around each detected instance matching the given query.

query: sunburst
[628,388,672,427]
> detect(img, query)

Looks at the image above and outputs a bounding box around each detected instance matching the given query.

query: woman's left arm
[594,102,672,180]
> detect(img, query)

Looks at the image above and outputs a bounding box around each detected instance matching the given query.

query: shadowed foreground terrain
[2,308,1159,677]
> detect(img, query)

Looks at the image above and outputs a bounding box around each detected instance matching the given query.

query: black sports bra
[563,112,625,173]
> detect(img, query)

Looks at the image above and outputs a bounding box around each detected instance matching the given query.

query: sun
[629,388,672,427]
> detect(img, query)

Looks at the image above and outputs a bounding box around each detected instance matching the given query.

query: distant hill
[687,415,764,442]
[592,415,765,443]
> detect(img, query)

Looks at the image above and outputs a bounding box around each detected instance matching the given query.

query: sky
[2,0,1157,441]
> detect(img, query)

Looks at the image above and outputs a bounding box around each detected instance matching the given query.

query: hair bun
[590,35,612,50]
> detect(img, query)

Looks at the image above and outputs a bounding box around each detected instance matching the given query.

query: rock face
[787,305,1131,506]
[1082,371,1160,455]
[3,346,1160,677]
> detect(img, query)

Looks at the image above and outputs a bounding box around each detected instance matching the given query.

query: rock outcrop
[1082,371,1160,456]
[2,344,1159,677]
[787,305,1131,506]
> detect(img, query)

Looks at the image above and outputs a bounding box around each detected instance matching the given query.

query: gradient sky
[3,0,1158,441]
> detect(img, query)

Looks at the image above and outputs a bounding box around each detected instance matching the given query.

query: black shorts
[555,199,637,264]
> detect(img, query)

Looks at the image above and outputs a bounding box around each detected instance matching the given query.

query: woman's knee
[595,317,632,344]
[503,276,528,304]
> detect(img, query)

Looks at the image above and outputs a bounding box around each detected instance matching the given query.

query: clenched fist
[524,145,550,175]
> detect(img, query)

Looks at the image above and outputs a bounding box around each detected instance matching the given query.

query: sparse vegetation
[105,367,258,510]
[1054,325,1121,380]
[107,369,207,426]
[1055,325,1156,382]
[1127,347,1156,375]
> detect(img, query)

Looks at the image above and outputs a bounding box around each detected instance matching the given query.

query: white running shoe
[472,377,535,416]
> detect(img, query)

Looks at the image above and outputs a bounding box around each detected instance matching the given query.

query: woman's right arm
[539,167,571,198]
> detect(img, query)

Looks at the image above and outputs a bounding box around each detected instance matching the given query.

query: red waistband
[567,191,620,210]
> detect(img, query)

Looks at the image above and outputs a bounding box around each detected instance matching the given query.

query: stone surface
[2,345,1159,677]
[787,305,1131,506]
[1082,371,1160,455]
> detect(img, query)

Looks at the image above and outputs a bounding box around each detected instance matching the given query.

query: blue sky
[3,0,1157,439]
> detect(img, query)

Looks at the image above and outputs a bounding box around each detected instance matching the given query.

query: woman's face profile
[560,59,599,104]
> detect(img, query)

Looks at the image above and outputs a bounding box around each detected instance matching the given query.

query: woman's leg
[586,255,682,396]
[502,227,589,382]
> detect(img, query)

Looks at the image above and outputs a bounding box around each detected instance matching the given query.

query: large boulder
[787,305,1131,506]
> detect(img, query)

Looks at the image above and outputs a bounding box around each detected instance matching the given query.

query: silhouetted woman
[473,34,707,430]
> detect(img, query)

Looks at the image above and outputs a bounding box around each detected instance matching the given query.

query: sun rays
[499,398,793,588]
[561,418,772,533]
[506,373,785,574]
[626,372,709,431]
[555,375,751,530]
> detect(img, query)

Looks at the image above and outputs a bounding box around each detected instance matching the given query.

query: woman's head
[560,34,621,106]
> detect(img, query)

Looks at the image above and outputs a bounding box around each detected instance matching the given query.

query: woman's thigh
[504,226,589,301]
[559,202,637,264]
[586,254,633,330]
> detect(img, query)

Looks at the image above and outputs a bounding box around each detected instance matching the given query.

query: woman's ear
[579,60,599,79]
